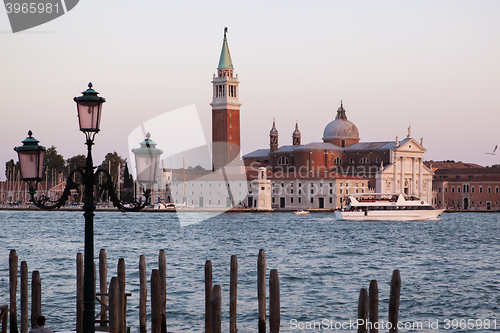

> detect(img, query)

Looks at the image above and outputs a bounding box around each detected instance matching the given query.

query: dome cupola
[322,101,360,147]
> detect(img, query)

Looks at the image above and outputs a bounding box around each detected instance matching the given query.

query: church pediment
[397,138,426,153]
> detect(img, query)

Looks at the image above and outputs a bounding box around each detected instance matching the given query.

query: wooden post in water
[269,269,280,333]
[211,285,221,333]
[151,269,161,333]
[99,249,108,327]
[9,249,18,333]
[76,253,83,333]
[117,259,126,333]
[139,255,147,333]
[20,261,28,333]
[257,249,266,333]
[1,305,8,333]
[388,270,401,333]
[357,288,369,333]
[109,277,119,333]
[158,250,167,333]
[205,260,212,333]
[31,271,41,329]
[369,280,378,333]
[230,255,237,333]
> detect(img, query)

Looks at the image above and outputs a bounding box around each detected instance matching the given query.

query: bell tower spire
[211,27,241,171]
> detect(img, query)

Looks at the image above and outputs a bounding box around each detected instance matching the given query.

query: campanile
[211,27,241,170]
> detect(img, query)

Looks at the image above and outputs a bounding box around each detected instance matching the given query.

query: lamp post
[14,83,162,333]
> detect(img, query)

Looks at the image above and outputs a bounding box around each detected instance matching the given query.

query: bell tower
[211,27,241,171]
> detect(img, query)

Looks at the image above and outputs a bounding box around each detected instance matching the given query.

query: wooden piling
[139,255,147,333]
[9,249,18,333]
[109,277,119,333]
[211,285,221,333]
[117,259,126,333]
[31,271,41,329]
[76,253,83,333]
[368,280,378,333]
[230,255,237,333]
[20,261,28,333]
[357,288,369,333]
[99,249,108,327]
[151,269,161,333]
[158,250,167,333]
[257,249,266,333]
[269,269,280,333]
[205,260,212,333]
[388,270,401,333]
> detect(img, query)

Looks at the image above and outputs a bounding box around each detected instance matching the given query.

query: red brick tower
[211,27,241,170]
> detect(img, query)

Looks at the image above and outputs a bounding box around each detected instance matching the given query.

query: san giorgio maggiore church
[165,29,434,210]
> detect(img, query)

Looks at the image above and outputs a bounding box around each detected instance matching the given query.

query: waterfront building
[430,163,500,211]
[243,103,434,206]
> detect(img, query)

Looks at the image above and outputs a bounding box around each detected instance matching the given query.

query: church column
[418,158,423,197]
[393,152,398,193]
[400,156,405,194]
[412,157,416,195]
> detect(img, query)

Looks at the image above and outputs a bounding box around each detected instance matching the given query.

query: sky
[1,0,500,178]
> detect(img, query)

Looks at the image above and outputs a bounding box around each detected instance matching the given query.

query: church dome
[322,102,359,141]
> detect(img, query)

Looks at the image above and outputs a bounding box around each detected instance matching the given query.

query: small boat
[334,193,444,221]
[294,210,309,215]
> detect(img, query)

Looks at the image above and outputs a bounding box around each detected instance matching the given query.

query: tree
[123,162,134,188]
[5,159,20,181]
[100,152,126,184]
[44,146,66,180]
[66,154,86,171]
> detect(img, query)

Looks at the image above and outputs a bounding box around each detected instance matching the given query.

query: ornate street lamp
[132,133,163,190]
[14,83,161,333]
[14,130,46,189]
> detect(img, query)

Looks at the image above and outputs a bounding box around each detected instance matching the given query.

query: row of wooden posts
[6,248,282,333]
[357,270,401,333]
[204,249,281,333]
[6,248,402,333]
[7,250,43,333]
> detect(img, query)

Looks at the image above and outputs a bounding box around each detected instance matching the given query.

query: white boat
[294,210,309,215]
[334,193,445,221]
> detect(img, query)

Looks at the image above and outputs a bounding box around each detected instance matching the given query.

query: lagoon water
[0,211,499,332]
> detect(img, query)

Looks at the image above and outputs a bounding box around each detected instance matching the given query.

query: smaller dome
[270,120,278,136]
[322,102,359,141]
[292,122,301,137]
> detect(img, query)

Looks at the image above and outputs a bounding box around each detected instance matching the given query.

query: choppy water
[0,211,499,332]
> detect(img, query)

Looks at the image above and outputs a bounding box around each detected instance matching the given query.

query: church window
[291,197,294,203]
[360,157,370,164]
[341,140,346,147]
[311,198,314,204]
[334,157,342,165]
[298,189,302,194]
[277,156,289,165]
[298,197,302,203]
